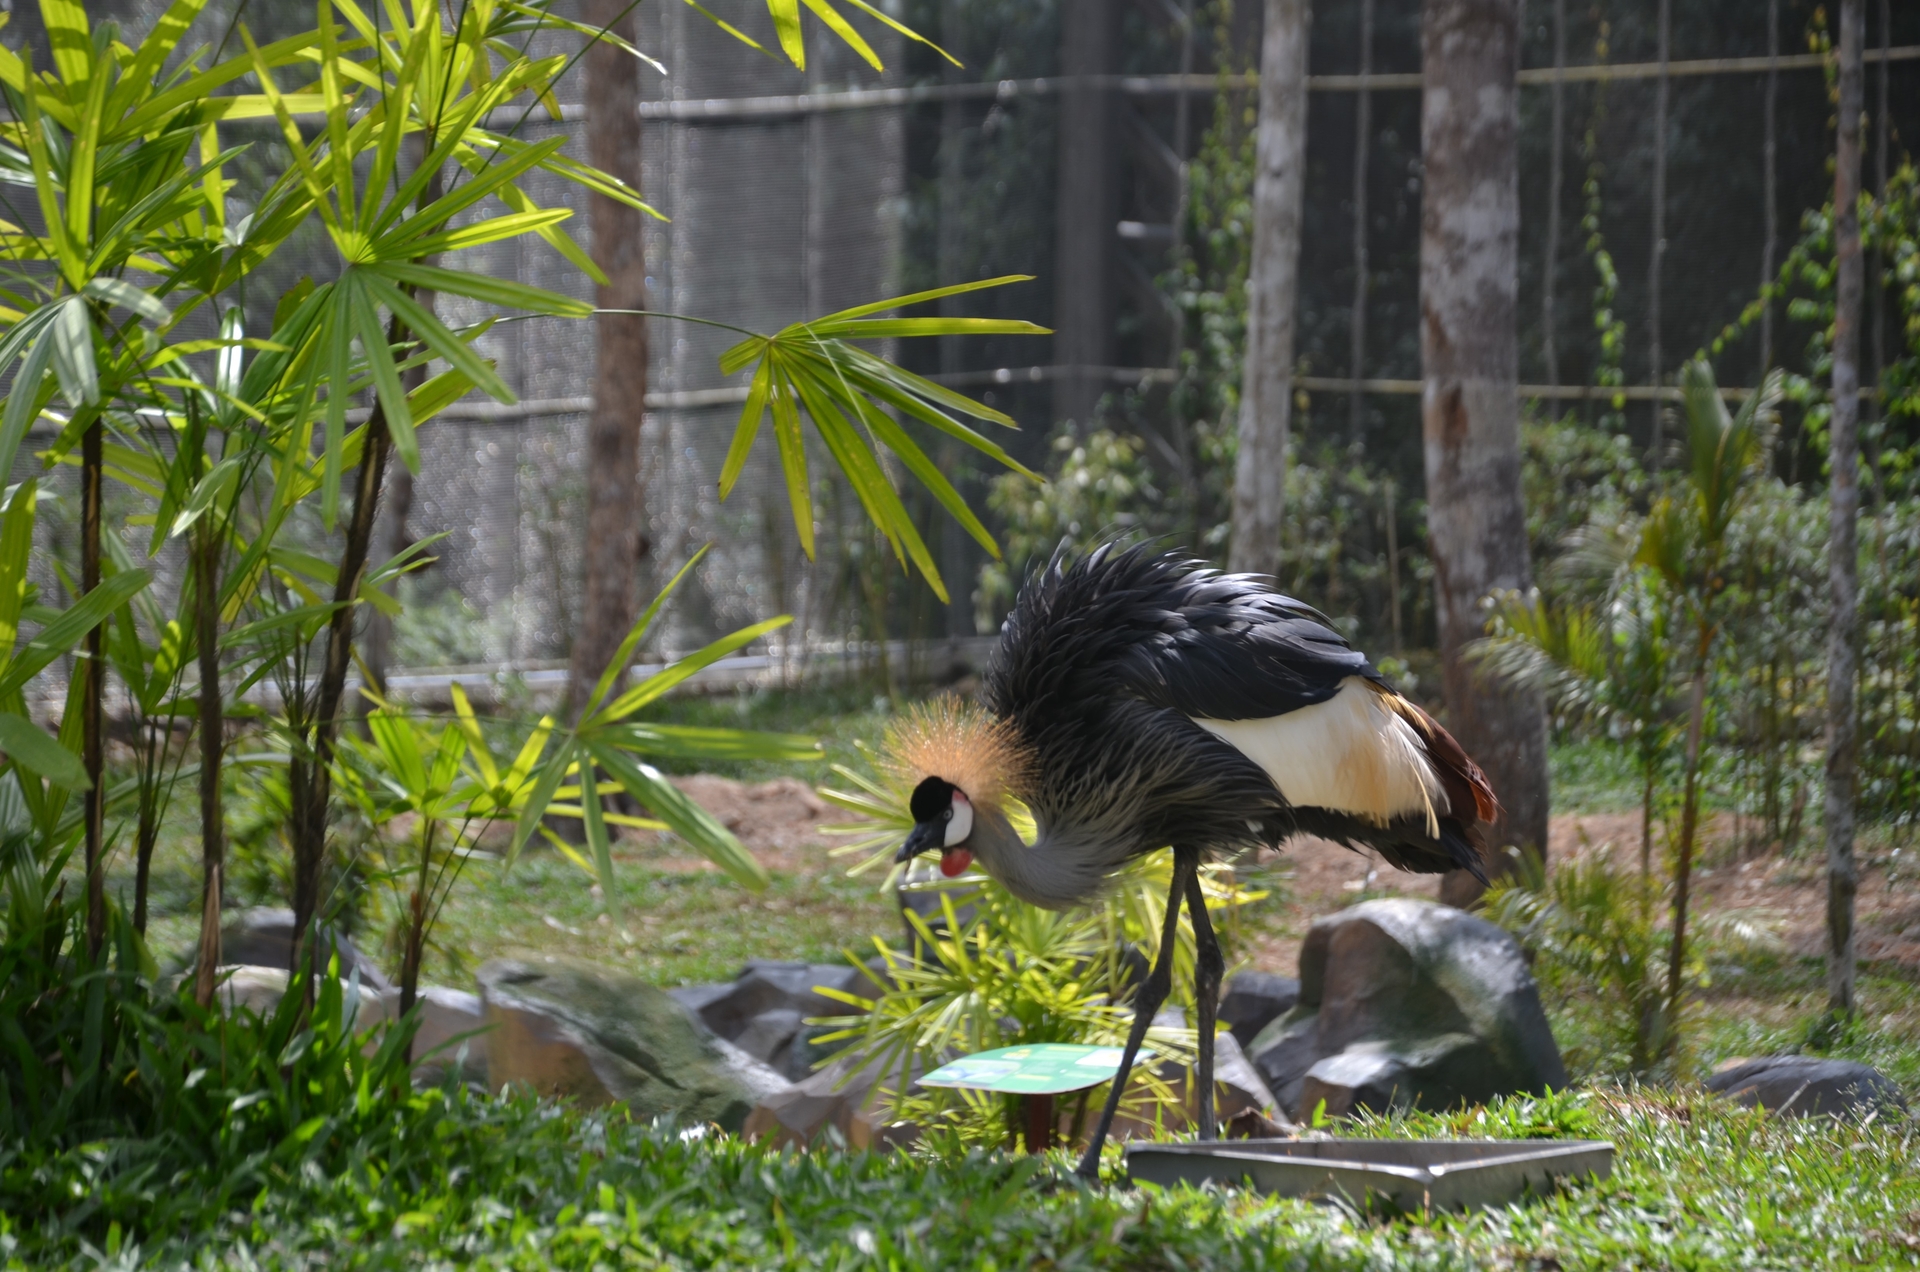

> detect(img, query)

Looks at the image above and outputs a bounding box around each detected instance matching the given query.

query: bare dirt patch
[621,775,848,873]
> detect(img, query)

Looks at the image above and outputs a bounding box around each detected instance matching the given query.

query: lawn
[56,688,1920,1270]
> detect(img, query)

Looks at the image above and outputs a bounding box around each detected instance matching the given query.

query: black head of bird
[889,698,1034,884]
[888,542,1502,1179]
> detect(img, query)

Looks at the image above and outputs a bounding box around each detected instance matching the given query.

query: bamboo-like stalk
[80,416,105,959]
[1664,627,1711,1016]
[191,523,226,1008]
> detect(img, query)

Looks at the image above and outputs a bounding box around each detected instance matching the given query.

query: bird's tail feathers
[1374,689,1501,827]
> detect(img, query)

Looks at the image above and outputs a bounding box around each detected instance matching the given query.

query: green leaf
[82,278,171,326]
[0,569,150,699]
[0,709,87,789]
[578,762,618,917]
[508,733,572,864]
[600,722,820,763]
[48,296,98,408]
[766,0,805,67]
[588,743,767,891]
[579,545,711,723]
[377,262,594,319]
[592,616,792,725]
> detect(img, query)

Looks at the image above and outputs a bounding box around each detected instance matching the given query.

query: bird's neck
[970,801,1133,912]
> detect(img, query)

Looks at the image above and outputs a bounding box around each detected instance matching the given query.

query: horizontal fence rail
[509,44,1920,123]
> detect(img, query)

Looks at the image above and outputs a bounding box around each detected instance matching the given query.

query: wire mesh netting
[7,0,1918,684]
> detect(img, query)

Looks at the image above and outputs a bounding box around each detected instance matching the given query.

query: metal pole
[1542,0,1566,395]
[1347,0,1375,447]
[1647,0,1670,460]
[1761,0,1779,373]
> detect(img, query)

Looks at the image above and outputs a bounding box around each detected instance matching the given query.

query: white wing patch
[1192,677,1447,833]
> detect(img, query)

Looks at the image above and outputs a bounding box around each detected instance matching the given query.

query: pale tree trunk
[1230,0,1308,578]
[570,0,653,719]
[1052,0,1117,431]
[1825,0,1865,1016]
[1418,0,1549,904]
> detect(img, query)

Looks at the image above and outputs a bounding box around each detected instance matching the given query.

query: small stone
[1706,1055,1908,1119]
[218,908,391,992]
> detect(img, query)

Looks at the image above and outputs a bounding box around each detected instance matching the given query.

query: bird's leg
[1184,865,1225,1141]
[1074,848,1197,1181]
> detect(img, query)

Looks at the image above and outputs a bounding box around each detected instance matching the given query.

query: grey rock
[744,1046,925,1151]
[407,986,489,1086]
[671,961,868,1082]
[478,958,792,1131]
[214,966,393,1029]
[1247,899,1565,1120]
[218,908,392,992]
[1706,1055,1908,1119]
[1219,972,1300,1048]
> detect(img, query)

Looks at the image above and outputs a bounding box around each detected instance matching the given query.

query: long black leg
[1075,848,1197,1180]
[1184,865,1225,1140]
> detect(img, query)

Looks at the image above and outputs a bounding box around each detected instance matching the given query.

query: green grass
[50,696,1920,1269]
[1548,737,1644,814]
[7,1084,1917,1269]
[428,851,897,987]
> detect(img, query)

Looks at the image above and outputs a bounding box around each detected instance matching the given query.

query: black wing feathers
[998,542,1377,722]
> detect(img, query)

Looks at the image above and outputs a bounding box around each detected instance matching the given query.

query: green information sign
[918,1043,1147,1095]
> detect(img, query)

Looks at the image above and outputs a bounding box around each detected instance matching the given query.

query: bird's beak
[895,819,944,864]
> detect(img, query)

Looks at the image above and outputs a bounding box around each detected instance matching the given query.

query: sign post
[917,1043,1149,1154]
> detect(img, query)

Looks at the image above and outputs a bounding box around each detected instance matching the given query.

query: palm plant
[1476,358,1781,1044]
[0,0,1036,1037]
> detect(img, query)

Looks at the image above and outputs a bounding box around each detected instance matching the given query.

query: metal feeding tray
[1126,1137,1615,1212]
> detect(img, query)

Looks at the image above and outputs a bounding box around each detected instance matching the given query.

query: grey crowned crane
[894,544,1499,1178]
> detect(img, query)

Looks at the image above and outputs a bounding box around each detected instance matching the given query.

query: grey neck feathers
[968,802,1138,911]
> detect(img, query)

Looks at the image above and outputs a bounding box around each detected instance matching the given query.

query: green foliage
[1485,848,1678,1074]
[8,1075,1920,1266]
[718,276,1044,603]
[975,426,1156,625]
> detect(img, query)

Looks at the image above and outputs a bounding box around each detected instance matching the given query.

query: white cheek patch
[943,793,973,846]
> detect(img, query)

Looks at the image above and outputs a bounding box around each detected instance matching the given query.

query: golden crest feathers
[882,698,1032,811]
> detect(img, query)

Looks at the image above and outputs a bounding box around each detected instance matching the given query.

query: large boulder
[219,908,392,992]
[1248,899,1566,1120]
[1218,972,1300,1048]
[480,959,792,1130]
[408,986,490,1087]
[743,1047,925,1151]
[214,965,394,1028]
[1706,1055,1908,1119]
[667,960,870,1081]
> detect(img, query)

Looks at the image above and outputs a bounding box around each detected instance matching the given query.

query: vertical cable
[1761,0,1779,373]
[1542,0,1566,395]
[1647,0,1670,459]
[1168,0,1199,532]
[1347,0,1375,448]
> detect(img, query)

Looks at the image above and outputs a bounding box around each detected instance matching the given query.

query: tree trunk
[1418,0,1549,905]
[190,526,226,1008]
[1230,0,1308,578]
[1052,0,1117,430]
[290,402,392,987]
[1665,632,1709,1016]
[80,417,105,958]
[1825,0,1865,1017]
[569,0,653,720]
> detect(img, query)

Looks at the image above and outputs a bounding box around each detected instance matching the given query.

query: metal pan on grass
[1125,1138,1615,1211]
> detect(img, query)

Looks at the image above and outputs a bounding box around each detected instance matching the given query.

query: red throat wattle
[939,848,973,877]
